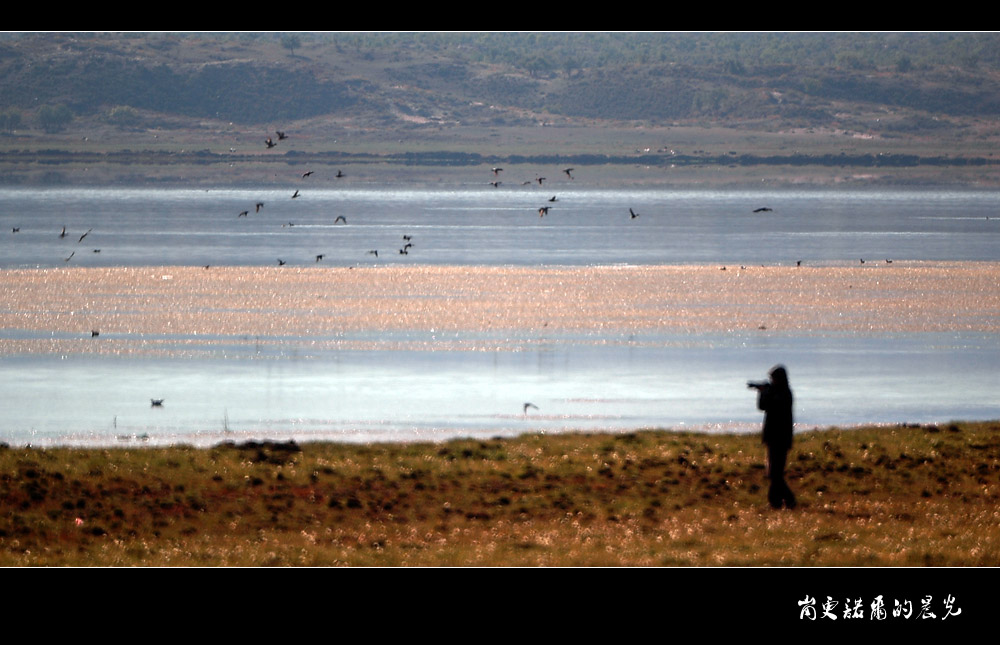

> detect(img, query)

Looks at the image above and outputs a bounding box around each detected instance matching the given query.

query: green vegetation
[2,421,998,566]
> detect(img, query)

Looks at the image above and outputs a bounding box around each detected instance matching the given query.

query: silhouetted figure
[749,365,797,509]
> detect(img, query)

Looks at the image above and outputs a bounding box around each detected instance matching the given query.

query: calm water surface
[1,186,998,446]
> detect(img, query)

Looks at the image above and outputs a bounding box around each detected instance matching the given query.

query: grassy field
[1,420,998,566]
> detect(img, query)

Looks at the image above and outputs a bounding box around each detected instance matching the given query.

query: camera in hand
[747,380,769,391]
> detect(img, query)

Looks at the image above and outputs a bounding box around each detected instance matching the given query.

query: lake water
[1,186,998,446]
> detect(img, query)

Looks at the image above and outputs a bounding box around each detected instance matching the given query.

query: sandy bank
[1,262,998,354]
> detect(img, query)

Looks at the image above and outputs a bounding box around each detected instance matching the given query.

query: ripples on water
[1,187,998,446]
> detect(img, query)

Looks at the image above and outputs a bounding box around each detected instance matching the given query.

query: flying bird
[368,250,378,257]
[538,207,551,217]
[11,227,19,233]
[563,168,574,179]
[523,402,539,415]
[490,181,501,188]
[536,177,546,185]
[491,167,503,175]
[276,131,287,140]
[291,190,300,199]
[64,251,75,262]
[78,229,92,243]
[629,208,640,219]
[302,171,314,178]
[255,202,264,213]
[334,216,347,224]
[335,170,345,178]
[238,210,249,217]
[266,137,276,149]
[150,399,164,407]
[277,259,286,266]
[60,226,67,238]
[548,196,557,202]
[315,254,325,262]
[752,207,773,213]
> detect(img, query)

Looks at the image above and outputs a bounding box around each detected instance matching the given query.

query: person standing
[750,365,797,509]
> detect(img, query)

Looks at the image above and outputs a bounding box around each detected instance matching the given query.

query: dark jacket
[758,367,793,450]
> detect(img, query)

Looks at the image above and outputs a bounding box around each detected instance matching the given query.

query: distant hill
[2,32,1000,133]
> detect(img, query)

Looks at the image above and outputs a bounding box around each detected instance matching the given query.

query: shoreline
[1,420,998,566]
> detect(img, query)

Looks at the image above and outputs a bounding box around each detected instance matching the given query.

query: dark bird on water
[11,227,19,233]
[490,181,501,188]
[291,190,300,199]
[334,216,347,224]
[335,170,345,178]
[548,196,557,202]
[302,171,314,178]
[753,207,773,213]
[538,206,551,217]
[150,399,164,407]
[629,208,640,219]
[91,330,100,337]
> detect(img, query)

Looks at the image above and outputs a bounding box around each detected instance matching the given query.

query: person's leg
[767,445,787,508]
